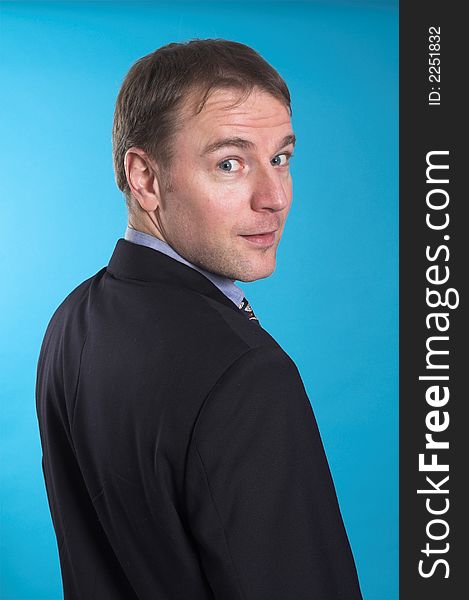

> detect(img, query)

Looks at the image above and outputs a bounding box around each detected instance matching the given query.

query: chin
[236,261,276,283]
[238,273,272,283]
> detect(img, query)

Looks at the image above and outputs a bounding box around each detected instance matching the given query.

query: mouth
[240,230,277,247]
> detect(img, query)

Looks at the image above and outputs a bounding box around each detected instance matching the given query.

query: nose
[250,163,291,213]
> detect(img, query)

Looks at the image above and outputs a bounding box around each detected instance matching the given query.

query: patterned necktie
[238,296,260,324]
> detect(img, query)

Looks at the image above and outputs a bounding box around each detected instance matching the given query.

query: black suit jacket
[36,238,362,599]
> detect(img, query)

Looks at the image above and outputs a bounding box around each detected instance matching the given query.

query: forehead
[179,87,292,143]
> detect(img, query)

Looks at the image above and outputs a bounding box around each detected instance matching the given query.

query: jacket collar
[107,239,243,315]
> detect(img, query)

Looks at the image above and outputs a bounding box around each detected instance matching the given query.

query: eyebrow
[202,133,296,155]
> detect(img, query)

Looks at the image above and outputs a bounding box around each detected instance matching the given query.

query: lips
[240,230,277,246]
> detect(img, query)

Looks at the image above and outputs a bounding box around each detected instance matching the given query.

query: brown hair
[112,38,292,210]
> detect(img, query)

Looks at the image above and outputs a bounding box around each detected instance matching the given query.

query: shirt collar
[124,226,245,307]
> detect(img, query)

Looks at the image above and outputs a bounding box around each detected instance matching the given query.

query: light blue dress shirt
[124,226,245,307]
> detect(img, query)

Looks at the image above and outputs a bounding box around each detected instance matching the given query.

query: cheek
[190,174,249,228]
[284,171,293,193]
[283,175,293,209]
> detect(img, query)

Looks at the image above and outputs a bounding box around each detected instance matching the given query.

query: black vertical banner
[400,2,466,598]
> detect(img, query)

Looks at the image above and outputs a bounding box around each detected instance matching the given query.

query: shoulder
[210,345,301,391]
[41,268,106,342]
[100,268,280,363]
[191,344,310,446]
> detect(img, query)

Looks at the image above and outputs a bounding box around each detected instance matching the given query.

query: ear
[124,147,162,212]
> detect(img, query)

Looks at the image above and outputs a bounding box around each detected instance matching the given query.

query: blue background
[0,1,398,598]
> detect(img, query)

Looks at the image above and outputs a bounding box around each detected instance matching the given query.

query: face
[154,86,295,282]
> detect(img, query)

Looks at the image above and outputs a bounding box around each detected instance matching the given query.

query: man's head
[112,39,295,282]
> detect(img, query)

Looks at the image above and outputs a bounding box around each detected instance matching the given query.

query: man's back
[36,239,362,599]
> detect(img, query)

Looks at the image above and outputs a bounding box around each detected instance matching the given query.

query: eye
[217,158,242,173]
[271,153,292,167]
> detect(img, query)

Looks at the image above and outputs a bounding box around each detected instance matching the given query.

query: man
[36,39,362,599]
